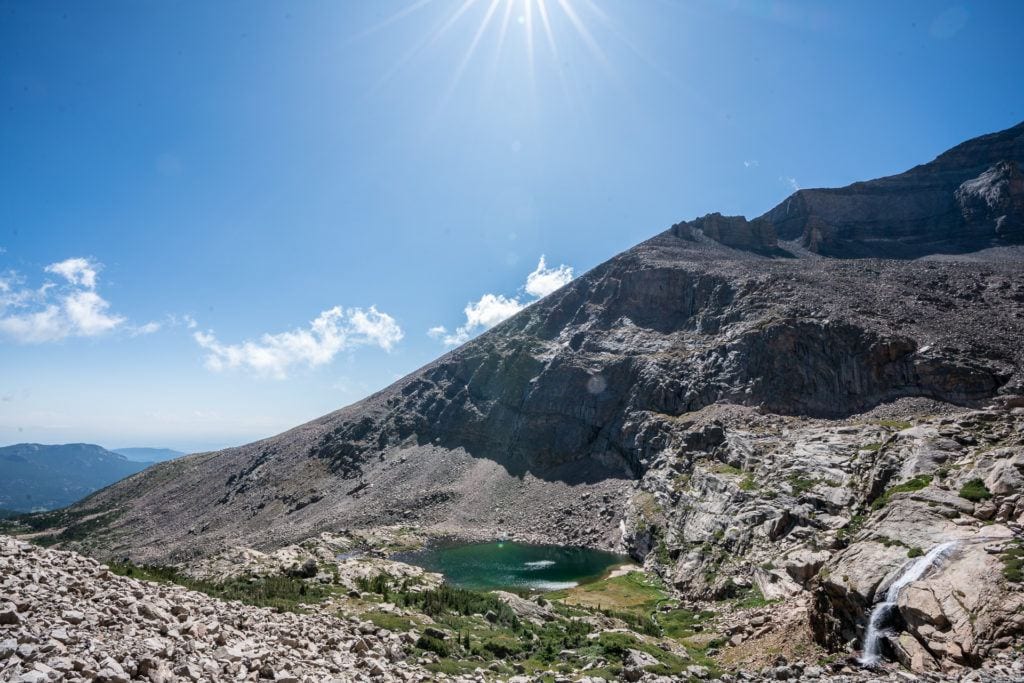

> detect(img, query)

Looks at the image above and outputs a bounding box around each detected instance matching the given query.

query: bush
[959,478,992,502]
[416,634,451,657]
[108,561,326,612]
[871,474,932,510]
[477,634,524,658]
[398,584,520,629]
[907,547,923,558]
[596,632,640,657]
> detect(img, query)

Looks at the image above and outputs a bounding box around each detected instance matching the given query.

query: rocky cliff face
[24,122,1024,676]
[759,122,1024,257]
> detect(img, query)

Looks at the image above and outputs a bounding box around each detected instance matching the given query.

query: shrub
[907,547,923,558]
[959,478,992,502]
[416,634,451,657]
[787,474,816,494]
[477,634,524,658]
[596,632,640,657]
[871,474,932,510]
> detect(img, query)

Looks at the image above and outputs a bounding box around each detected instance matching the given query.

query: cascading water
[859,541,958,667]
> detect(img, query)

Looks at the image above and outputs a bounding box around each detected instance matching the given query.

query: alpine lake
[396,540,631,593]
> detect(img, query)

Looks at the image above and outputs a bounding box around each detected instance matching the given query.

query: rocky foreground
[4,534,1024,682]
[0,536,428,683]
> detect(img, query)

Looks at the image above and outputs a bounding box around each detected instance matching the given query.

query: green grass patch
[364,611,414,632]
[787,473,816,495]
[659,608,715,639]
[958,478,992,502]
[730,584,775,609]
[424,658,476,676]
[739,474,757,491]
[1001,544,1023,583]
[879,419,912,430]
[549,571,665,614]
[871,474,932,510]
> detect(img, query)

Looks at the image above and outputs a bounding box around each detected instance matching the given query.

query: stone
[899,583,949,630]
[61,609,85,624]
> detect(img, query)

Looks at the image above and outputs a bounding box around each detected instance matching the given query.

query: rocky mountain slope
[0,444,149,513]
[19,121,1024,676]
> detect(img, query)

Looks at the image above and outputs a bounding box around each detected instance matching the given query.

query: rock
[61,609,85,624]
[898,583,949,630]
[891,633,939,673]
[674,212,779,253]
[0,602,19,626]
[783,548,831,587]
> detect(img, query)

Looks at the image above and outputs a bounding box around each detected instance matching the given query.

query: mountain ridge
[0,443,148,512]
[23,121,1024,675]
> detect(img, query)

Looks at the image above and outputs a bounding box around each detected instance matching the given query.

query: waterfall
[858,541,957,667]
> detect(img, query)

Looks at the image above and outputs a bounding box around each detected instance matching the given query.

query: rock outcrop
[672,213,780,254]
[760,121,1024,257]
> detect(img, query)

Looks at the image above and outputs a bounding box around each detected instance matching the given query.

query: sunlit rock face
[760,122,1024,257]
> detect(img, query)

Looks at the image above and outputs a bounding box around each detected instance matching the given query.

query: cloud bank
[430,255,574,347]
[194,305,403,379]
[0,257,127,343]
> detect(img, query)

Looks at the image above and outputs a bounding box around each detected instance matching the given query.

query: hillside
[0,443,148,512]
[25,121,1024,676]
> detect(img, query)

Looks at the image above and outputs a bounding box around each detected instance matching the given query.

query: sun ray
[366,0,478,96]
[427,0,482,50]
[536,0,571,100]
[555,0,608,69]
[535,0,559,60]
[489,0,517,81]
[447,0,503,99]
[348,0,438,42]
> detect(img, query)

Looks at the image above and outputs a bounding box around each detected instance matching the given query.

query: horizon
[3,1,1024,452]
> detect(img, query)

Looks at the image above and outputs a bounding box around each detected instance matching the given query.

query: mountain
[0,443,149,512]
[37,122,1024,673]
[112,447,186,463]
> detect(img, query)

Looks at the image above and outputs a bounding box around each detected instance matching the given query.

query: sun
[363,0,610,98]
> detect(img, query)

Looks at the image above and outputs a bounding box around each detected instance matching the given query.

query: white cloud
[44,257,99,289]
[743,160,759,168]
[780,176,800,192]
[193,305,403,379]
[62,290,125,335]
[0,258,127,343]
[130,321,162,336]
[464,293,525,330]
[524,255,574,298]
[430,255,574,347]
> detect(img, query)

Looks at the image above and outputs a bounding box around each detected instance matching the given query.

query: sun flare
[366,0,610,97]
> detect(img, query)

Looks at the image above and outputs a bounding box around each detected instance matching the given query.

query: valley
[3,122,1023,682]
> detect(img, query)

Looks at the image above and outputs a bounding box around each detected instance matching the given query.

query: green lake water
[397,541,629,592]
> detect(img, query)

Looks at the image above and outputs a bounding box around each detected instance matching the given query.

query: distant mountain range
[0,443,182,513]
[112,447,186,463]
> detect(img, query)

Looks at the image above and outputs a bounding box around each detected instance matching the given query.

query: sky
[1,1,1023,453]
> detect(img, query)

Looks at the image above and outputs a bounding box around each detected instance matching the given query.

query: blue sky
[1,1,1022,452]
